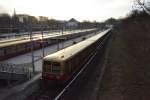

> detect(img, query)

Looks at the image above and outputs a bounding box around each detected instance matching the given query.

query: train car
[42,29,111,82]
[0,38,31,60]
[0,29,98,61]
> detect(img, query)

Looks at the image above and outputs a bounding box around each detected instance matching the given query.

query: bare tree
[135,0,150,15]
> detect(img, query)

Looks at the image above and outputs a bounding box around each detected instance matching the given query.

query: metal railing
[0,62,32,75]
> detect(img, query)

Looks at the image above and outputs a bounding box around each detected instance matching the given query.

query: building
[66,18,78,29]
[17,14,29,23]
[38,16,48,22]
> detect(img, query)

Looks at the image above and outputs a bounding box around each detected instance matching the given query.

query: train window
[17,44,26,52]
[0,48,4,56]
[43,61,51,72]
[26,43,31,49]
[51,62,60,74]
[5,46,16,54]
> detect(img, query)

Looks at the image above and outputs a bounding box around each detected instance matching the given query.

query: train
[0,29,97,61]
[42,29,111,82]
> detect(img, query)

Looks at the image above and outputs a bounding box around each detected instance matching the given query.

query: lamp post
[28,16,35,74]
[61,25,64,49]
[57,24,60,51]
[41,25,45,58]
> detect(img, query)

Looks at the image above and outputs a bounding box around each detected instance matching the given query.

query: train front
[42,60,67,81]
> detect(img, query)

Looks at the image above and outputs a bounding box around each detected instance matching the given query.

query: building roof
[68,18,78,22]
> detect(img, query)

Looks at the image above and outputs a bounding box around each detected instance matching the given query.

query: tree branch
[137,0,150,15]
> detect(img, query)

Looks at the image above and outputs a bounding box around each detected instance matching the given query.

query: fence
[0,62,33,80]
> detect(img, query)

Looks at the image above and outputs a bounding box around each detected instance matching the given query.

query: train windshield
[51,62,60,74]
[43,61,51,72]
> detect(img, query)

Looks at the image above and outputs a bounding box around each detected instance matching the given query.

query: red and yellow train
[42,29,111,82]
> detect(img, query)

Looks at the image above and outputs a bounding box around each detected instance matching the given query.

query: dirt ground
[98,22,150,100]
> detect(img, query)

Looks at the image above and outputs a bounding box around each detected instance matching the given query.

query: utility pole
[29,17,35,74]
[57,25,60,51]
[62,25,64,49]
[41,25,45,58]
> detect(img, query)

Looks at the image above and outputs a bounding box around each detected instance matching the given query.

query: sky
[0,0,134,22]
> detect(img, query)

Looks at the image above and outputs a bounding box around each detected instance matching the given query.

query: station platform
[0,73,41,100]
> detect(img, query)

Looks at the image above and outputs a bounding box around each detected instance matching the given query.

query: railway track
[26,51,98,100]
[27,51,99,100]
[26,32,110,100]
[28,82,64,100]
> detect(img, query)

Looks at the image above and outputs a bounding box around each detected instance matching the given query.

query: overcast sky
[0,0,134,21]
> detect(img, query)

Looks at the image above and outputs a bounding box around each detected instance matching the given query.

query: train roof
[0,29,96,48]
[44,29,111,62]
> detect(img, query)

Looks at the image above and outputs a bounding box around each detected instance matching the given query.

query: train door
[64,60,71,74]
[0,47,4,57]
